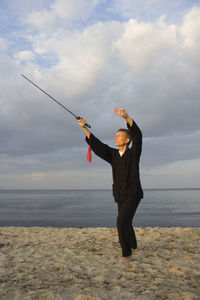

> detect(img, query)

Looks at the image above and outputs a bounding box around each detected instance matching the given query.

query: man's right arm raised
[78,118,91,139]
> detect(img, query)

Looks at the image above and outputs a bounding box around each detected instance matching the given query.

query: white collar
[119,151,124,157]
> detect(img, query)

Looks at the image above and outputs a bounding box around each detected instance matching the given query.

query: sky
[0,0,200,189]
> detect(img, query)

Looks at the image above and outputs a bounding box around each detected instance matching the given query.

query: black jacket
[86,120,143,202]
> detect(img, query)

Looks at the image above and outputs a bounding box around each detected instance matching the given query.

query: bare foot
[119,255,133,264]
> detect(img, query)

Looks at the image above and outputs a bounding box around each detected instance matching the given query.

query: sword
[21,74,91,128]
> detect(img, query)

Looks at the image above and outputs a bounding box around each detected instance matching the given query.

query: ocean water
[0,189,199,227]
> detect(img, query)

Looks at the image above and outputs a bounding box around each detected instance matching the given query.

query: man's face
[115,131,130,147]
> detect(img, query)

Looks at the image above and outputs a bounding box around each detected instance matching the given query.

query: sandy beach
[0,227,199,300]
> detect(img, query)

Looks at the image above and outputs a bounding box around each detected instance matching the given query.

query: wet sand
[0,227,199,300]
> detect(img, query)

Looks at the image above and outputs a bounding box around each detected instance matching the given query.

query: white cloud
[14,50,35,62]
[113,18,177,73]
[51,0,100,21]
[26,21,122,98]
[110,9,200,138]
[27,10,57,30]
[180,6,200,64]
[26,0,101,30]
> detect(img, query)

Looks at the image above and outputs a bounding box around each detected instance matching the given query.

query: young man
[78,108,143,263]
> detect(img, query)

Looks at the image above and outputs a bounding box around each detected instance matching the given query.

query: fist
[78,118,86,127]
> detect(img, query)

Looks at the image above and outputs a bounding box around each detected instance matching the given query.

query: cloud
[2,0,51,14]
[14,50,35,62]
[30,172,47,181]
[0,2,200,188]
[112,9,200,139]
[51,0,100,21]
[0,37,9,52]
[113,17,177,73]
[142,158,200,188]
[26,0,101,31]
[180,6,200,63]
[112,0,200,21]
[26,10,57,31]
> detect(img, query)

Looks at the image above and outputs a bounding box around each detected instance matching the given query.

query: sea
[0,189,199,228]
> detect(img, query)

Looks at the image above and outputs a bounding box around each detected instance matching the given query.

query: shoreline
[0,227,199,300]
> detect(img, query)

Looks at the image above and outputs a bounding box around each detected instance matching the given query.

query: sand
[0,227,199,300]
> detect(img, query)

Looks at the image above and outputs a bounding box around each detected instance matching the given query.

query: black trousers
[117,196,141,257]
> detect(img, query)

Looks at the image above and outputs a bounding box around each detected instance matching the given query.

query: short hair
[117,129,131,146]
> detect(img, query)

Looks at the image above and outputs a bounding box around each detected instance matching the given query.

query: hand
[114,107,129,119]
[78,118,91,139]
[78,118,86,127]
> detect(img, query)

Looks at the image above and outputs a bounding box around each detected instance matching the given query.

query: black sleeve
[127,120,142,157]
[86,134,113,164]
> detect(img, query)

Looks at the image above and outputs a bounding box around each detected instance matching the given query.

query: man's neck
[118,145,128,153]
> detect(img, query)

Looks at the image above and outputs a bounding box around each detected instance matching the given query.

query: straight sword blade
[21,74,91,128]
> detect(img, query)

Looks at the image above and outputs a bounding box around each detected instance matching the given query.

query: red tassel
[86,146,92,163]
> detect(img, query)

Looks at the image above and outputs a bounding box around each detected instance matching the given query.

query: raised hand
[78,118,87,127]
[78,118,91,139]
[113,107,129,119]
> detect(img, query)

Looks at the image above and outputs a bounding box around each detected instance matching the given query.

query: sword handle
[76,116,91,128]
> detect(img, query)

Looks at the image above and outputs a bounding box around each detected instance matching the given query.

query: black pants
[117,197,141,257]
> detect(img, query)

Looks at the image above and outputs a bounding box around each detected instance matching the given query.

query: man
[78,108,143,263]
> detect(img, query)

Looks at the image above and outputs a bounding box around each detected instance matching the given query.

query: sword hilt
[76,116,91,128]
